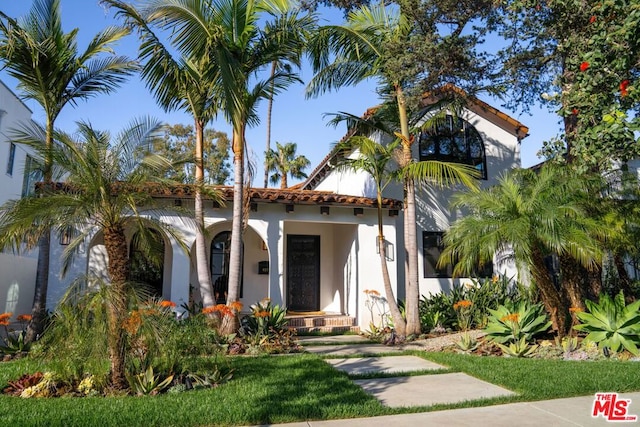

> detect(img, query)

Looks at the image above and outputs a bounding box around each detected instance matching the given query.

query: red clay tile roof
[41,182,402,209]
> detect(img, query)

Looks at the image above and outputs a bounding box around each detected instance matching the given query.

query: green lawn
[1,352,639,426]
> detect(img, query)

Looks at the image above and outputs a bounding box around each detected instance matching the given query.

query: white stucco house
[0,80,39,317]
[5,80,528,331]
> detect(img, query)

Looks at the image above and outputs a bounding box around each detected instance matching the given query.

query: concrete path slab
[304,344,403,356]
[353,372,516,408]
[253,392,640,426]
[325,356,446,375]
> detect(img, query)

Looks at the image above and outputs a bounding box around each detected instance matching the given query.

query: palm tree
[332,110,479,338]
[0,0,137,342]
[119,0,314,332]
[105,0,224,309]
[266,142,311,188]
[307,4,477,335]
[439,165,605,336]
[0,118,186,388]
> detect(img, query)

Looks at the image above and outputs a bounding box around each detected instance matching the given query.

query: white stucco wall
[0,81,39,317]
[44,198,398,329]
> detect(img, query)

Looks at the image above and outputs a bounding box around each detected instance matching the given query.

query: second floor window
[6,142,16,176]
[418,114,487,179]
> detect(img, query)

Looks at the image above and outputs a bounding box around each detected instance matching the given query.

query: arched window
[129,229,165,297]
[418,115,487,179]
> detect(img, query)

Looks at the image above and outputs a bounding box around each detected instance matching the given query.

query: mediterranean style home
[1,79,528,330]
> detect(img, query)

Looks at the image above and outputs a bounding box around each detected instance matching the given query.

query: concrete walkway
[273,336,640,426]
[259,392,640,426]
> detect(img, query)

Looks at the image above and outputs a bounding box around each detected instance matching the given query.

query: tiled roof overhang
[40,182,403,209]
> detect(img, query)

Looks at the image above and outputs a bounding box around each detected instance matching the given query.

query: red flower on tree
[589,16,596,24]
[572,108,579,115]
[580,61,590,72]
[620,80,630,97]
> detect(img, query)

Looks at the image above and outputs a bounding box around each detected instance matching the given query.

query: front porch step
[286,314,360,334]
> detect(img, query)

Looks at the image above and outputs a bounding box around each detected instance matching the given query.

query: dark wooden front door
[287,235,320,311]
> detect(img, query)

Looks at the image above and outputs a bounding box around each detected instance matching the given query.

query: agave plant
[573,293,640,355]
[496,337,539,358]
[484,302,551,344]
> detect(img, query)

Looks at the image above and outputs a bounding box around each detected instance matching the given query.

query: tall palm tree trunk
[377,196,406,337]
[26,234,50,342]
[396,85,420,336]
[103,223,130,389]
[223,127,245,334]
[264,61,277,188]
[25,119,54,343]
[194,120,214,307]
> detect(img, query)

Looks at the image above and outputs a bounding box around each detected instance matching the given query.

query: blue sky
[1,0,563,185]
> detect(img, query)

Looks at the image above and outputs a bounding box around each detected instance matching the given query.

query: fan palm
[0,117,187,388]
[266,142,311,188]
[0,0,136,342]
[439,165,605,336]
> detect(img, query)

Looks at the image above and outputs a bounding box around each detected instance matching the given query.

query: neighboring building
[303,89,529,298]
[0,80,39,317]
[40,87,528,330]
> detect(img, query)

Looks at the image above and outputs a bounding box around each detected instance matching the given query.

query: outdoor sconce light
[174,199,182,207]
[250,202,258,212]
[389,209,399,217]
[320,206,330,215]
[286,204,294,213]
[60,227,72,245]
[353,207,364,217]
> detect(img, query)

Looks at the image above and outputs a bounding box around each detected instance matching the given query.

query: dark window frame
[418,115,487,180]
[6,142,16,176]
[423,231,452,278]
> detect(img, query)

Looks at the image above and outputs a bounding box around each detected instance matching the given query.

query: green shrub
[484,301,551,344]
[419,276,538,332]
[573,292,640,355]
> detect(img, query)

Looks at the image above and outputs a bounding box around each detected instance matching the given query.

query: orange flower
[620,80,630,97]
[230,301,244,312]
[589,15,596,24]
[364,289,380,297]
[254,310,270,318]
[453,300,473,310]
[159,300,177,308]
[202,306,216,315]
[16,314,32,322]
[0,312,13,326]
[580,61,590,72]
[492,275,499,284]
[569,307,583,313]
[572,108,579,116]
[501,313,520,323]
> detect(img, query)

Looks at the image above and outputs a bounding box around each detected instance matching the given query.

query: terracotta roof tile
[41,182,402,210]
